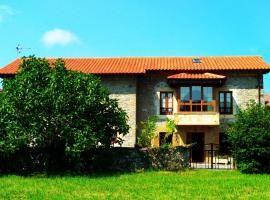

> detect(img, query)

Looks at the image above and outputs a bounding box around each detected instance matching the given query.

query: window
[192,58,202,63]
[180,87,190,111]
[219,91,233,114]
[192,86,201,111]
[179,86,215,112]
[159,132,173,147]
[180,87,190,102]
[203,87,213,111]
[203,87,213,102]
[160,92,173,115]
[192,86,201,103]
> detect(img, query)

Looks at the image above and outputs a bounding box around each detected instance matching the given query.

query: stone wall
[217,73,261,124]
[137,75,172,123]
[0,146,190,174]
[91,146,190,172]
[101,76,137,147]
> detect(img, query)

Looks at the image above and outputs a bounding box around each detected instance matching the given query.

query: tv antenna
[16,44,31,57]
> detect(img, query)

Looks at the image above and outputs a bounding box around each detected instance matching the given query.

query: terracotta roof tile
[0,56,269,75]
[167,73,226,79]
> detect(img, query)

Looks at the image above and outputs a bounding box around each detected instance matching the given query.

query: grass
[0,170,270,200]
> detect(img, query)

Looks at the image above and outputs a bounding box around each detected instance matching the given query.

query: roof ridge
[167,72,226,79]
[14,55,263,60]
[1,56,269,76]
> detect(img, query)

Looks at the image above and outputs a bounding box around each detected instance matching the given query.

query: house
[265,94,270,107]
[0,56,269,162]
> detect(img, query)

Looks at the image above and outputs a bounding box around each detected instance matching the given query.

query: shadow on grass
[0,168,152,178]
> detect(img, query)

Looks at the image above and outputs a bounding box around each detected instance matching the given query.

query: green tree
[166,118,176,136]
[0,57,129,169]
[137,116,157,147]
[161,118,176,147]
[226,101,270,173]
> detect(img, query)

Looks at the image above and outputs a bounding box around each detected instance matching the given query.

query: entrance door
[189,133,204,162]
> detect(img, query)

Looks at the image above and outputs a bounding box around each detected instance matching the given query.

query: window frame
[178,86,216,112]
[160,91,174,115]
[219,91,233,114]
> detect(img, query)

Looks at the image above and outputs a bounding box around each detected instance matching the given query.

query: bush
[137,116,157,147]
[226,101,270,173]
[160,118,176,148]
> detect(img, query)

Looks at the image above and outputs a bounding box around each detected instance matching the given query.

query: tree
[226,101,270,173]
[0,57,129,169]
[137,116,157,147]
[162,118,176,147]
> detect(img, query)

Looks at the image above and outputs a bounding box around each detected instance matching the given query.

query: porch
[154,124,234,169]
[189,143,234,169]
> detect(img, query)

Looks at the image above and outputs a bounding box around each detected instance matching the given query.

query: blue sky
[0,0,270,93]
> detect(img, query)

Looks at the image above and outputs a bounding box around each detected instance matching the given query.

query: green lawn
[0,170,270,200]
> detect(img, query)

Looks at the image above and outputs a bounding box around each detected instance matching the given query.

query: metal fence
[189,143,235,169]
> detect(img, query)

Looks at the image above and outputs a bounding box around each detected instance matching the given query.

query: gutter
[258,71,262,105]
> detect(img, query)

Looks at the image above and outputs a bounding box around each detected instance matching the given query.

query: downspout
[258,71,262,105]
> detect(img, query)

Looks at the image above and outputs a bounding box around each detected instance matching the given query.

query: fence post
[211,143,213,169]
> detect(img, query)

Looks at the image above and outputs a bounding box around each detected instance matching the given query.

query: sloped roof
[167,73,226,79]
[0,56,269,75]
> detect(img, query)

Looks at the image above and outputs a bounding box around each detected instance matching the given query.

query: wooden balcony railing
[178,100,216,112]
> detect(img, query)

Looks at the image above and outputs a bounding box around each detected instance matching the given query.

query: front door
[188,132,204,162]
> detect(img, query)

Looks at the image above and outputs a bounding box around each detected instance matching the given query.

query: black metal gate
[190,143,235,169]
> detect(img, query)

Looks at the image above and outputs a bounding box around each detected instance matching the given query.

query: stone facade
[101,76,137,147]
[217,73,262,124]
[137,75,175,122]
[101,72,263,148]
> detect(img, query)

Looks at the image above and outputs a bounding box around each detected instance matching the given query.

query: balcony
[174,112,220,126]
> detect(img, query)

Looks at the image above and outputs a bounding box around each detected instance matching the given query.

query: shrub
[137,116,157,147]
[226,101,270,173]
[161,118,176,148]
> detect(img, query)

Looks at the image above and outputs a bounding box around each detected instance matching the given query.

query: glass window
[219,91,233,114]
[180,87,190,102]
[203,105,213,111]
[203,87,213,102]
[192,86,201,103]
[160,92,173,115]
[180,105,191,111]
[179,86,214,112]
[168,93,173,113]
[192,105,201,111]
[161,93,166,105]
[226,93,232,108]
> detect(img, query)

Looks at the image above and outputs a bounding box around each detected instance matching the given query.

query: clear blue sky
[0,0,270,93]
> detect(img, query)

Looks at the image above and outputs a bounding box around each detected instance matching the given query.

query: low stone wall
[144,147,190,171]
[0,146,190,174]
[91,146,190,172]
